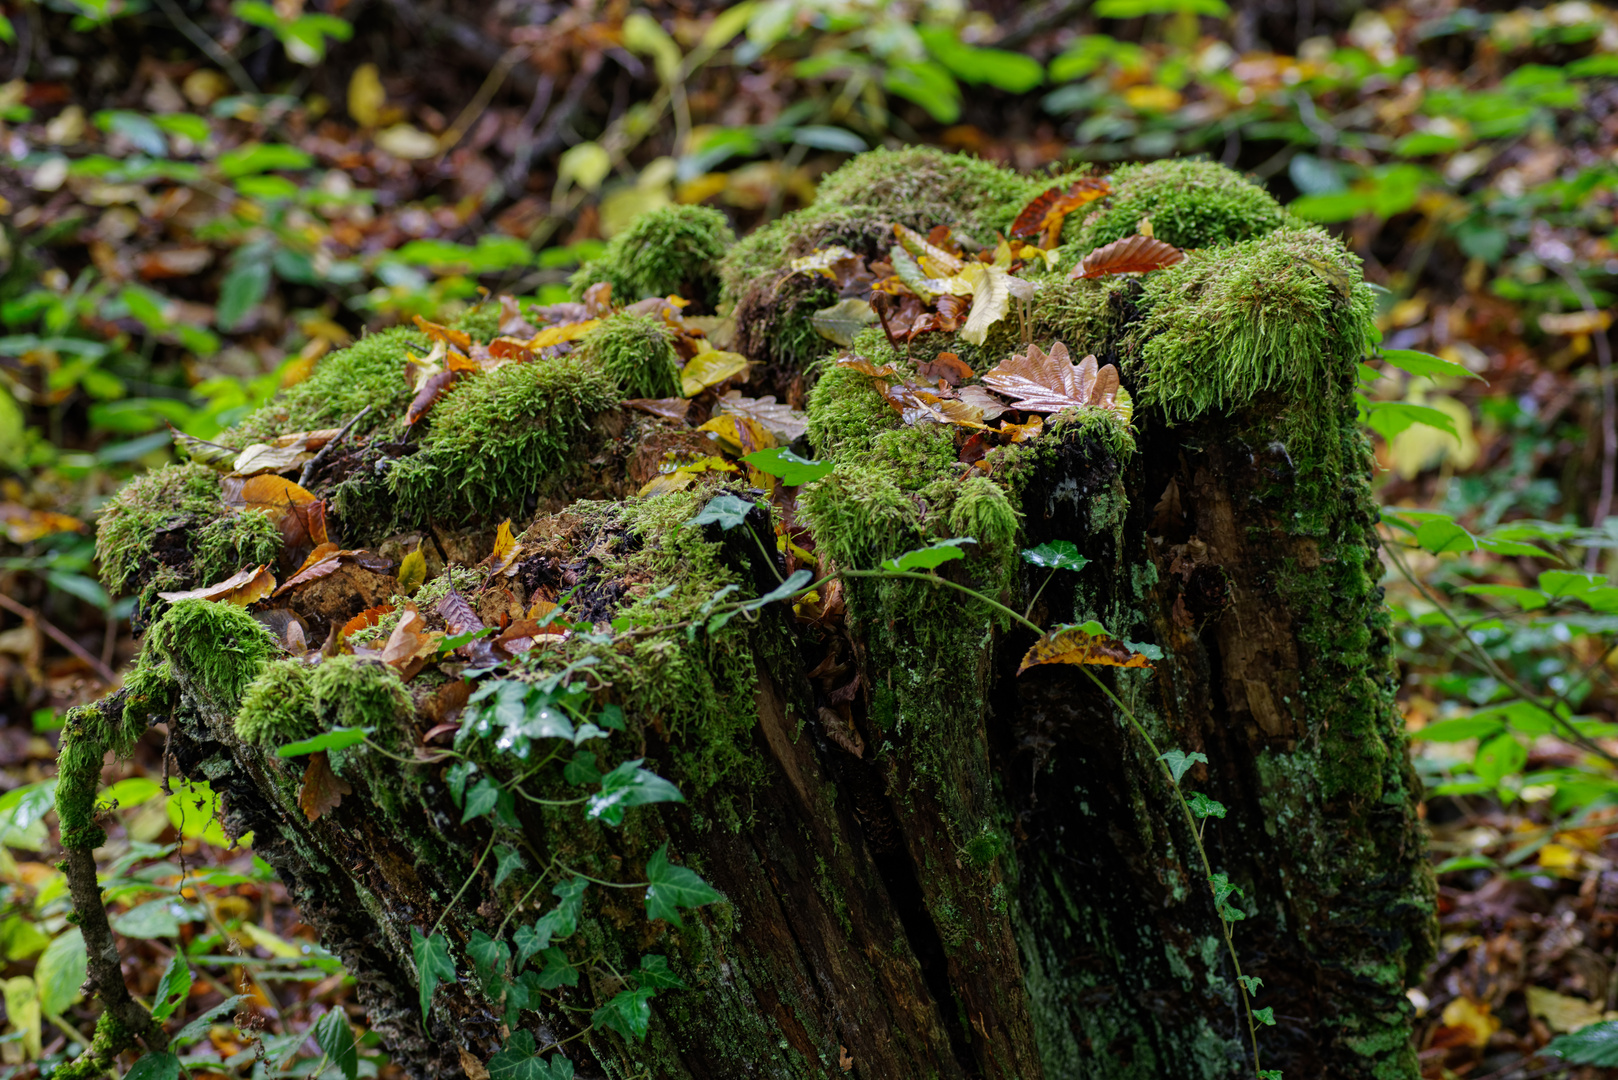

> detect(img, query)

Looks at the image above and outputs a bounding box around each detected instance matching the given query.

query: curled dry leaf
[698,413,775,457]
[981,341,1123,417]
[529,319,599,349]
[339,604,394,639]
[1071,235,1186,280]
[221,473,329,549]
[623,398,692,423]
[412,314,473,352]
[498,294,538,338]
[378,606,435,680]
[997,414,1045,443]
[406,369,458,425]
[582,281,614,317]
[168,423,237,470]
[1017,625,1154,674]
[1010,177,1113,243]
[157,564,277,606]
[299,751,351,822]
[482,520,519,574]
[715,392,808,443]
[836,356,898,380]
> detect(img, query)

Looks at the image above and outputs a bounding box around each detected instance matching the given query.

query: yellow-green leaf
[398,545,426,595]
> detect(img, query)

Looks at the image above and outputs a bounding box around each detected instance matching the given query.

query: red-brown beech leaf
[1071,235,1186,279]
[1010,177,1112,242]
[412,314,473,352]
[299,750,351,821]
[981,341,1123,416]
[623,398,692,423]
[917,351,974,386]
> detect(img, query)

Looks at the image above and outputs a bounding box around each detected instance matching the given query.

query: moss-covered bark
[77,152,1433,1080]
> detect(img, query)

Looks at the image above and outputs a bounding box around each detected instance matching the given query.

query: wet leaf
[1010,176,1112,242]
[1021,541,1088,572]
[1545,1020,1618,1065]
[996,414,1043,442]
[222,474,329,548]
[623,397,691,423]
[485,520,518,574]
[230,440,315,477]
[411,928,455,1024]
[637,455,737,497]
[1071,235,1186,279]
[157,564,277,606]
[880,537,974,572]
[529,319,599,349]
[272,545,362,596]
[697,413,775,457]
[299,751,351,822]
[380,607,435,679]
[917,352,973,386]
[836,356,899,379]
[810,298,878,346]
[278,727,369,757]
[680,347,751,397]
[397,544,427,595]
[1018,623,1154,673]
[643,842,722,927]
[741,447,834,486]
[981,341,1123,416]
[686,494,755,531]
[957,385,1008,422]
[958,264,1014,346]
[588,760,684,826]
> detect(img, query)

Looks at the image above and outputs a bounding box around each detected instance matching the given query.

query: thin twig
[148,0,259,96]
[0,592,118,685]
[298,405,371,489]
[437,45,527,159]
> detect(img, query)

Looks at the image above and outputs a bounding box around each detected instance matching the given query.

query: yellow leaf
[529,319,599,349]
[1018,625,1153,674]
[490,519,517,567]
[680,348,751,397]
[697,414,775,456]
[397,545,426,596]
[636,455,737,497]
[1526,985,1609,1033]
[2,975,40,1061]
[375,123,440,160]
[239,921,305,960]
[1123,84,1183,112]
[959,264,1013,347]
[790,245,861,280]
[347,63,385,127]
[1537,842,1580,871]
[1439,996,1499,1049]
[157,565,278,607]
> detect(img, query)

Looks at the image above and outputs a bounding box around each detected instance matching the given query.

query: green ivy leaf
[487,1030,575,1080]
[410,928,455,1024]
[492,845,527,890]
[1020,541,1089,572]
[632,954,686,990]
[150,951,192,1023]
[313,1008,358,1080]
[1208,872,1246,923]
[1253,1006,1276,1026]
[740,447,835,486]
[468,930,512,1001]
[564,751,602,786]
[1158,750,1208,785]
[531,946,579,989]
[1238,975,1263,995]
[536,877,588,942]
[1186,792,1226,820]
[685,493,755,531]
[880,537,975,573]
[275,726,369,757]
[462,777,501,823]
[592,985,656,1041]
[644,843,722,928]
[588,760,684,826]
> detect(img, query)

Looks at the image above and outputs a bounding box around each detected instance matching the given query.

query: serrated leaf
[1158,750,1209,784]
[588,761,684,826]
[879,537,974,572]
[1020,541,1088,572]
[644,843,722,928]
[411,928,455,1024]
[313,1008,358,1080]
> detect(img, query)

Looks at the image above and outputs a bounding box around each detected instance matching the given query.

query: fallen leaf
[221,474,329,549]
[299,751,351,822]
[637,455,737,497]
[956,385,1008,422]
[436,589,485,638]
[272,546,365,597]
[529,319,599,349]
[790,245,864,285]
[997,415,1044,443]
[714,392,808,443]
[811,298,878,346]
[917,352,973,386]
[0,504,85,543]
[680,348,751,397]
[1017,624,1153,674]
[168,423,238,470]
[958,264,1015,346]
[583,281,613,316]
[981,341,1123,416]
[1071,235,1185,279]
[1526,986,1608,1034]
[379,606,434,679]
[397,545,426,595]
[892,223,964,277]
[835,356,899,379]
[157,564,277,606]
[1010,177,1113,244]
[1438,995,1500,1050]
[231,442,312,477]
[623,397,691,423]
[412,314,473,352]
[484,520,518,574]
[497,295,539,337]
[839,1045,854,1072]
[339,604,394,639]
[406,369,459,425]
[697,414,776,456]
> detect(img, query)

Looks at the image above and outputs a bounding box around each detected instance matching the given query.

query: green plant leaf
[530,946,579,989]
[1020,541,1089,572]
[462,777,501,823]
[1208,872,1246,922]
[172,995,248,1047]
[1415,518,1476,555]
[741,447,835,485]
[1459,584,1548,611]
[411,928,455,1024]
[275,726,370,757]
[217,142,314,177]
[1253,1006,1276,1026]
[1365,400,1459,441]
[1409,716,1506,742]
[487,1030,575,1080]
[1187,792,1226,820]
[592,985,656,1041]
[468,930,511,1001]
[685,493,755,531]
[1378,347,1484,381]
[633,954,687,990]
[644,843,722,928]
[313,1007,358,1080]
[125,1052,181,1080]
[564,751,602,786]
[34,928,86,1016]
[217,245,274,332]
[492,845,526,890]
[879,537,975,573]
[1158,750,1208,785]
[535,877,588,943]
[588,760,684,826]
[1474,732,1527,787]
[1545,1020,1618,1065]
[150,951,192,1022]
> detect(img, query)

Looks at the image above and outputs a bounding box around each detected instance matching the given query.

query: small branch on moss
[298,405,371,489]
[0,593,118,685]
[62,845,170,1055]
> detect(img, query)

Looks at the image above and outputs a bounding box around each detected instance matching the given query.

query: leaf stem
[430,836,497,938]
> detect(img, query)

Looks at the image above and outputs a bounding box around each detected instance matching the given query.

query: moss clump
[221,326,427,446]
[1069,159,1287,254]
[389,354,618,522]
[577,311,682,399]
[309,655,412,734]
[452,301,502,343]
[1127,227,1375,432]
[1031,276,1140,365]
[571,205,735,307]
[193,507,283,584]
[946,474,1022,552]
[235,659,318,747]
[144,598,277,711]
[809,146,1053,244]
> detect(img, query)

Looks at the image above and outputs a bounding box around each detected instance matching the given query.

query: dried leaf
[715,392,808,443]
[231,441,314,477]
[879,382,989,430]
[157,564,277,606]
[1018,624,1154,674]
[810,298,878,346]
[892,223,964,277]
[379,606,434,679]
[959,264,1014,346]
[981,341,1125,416]
[680,348,751,397]
[299,751,351,822]
[340,604,394,639]
[412,314,473,352]
[697,414,775,456]
[436,589,485,638]
[0,504,85,543]
[583,281,613,317]
[637,455,737,497]
[956,385,1007,422]
[529,319,599,349]
[1072,235,1186,280]
[836,356,899,380]
[406,369,459,425]
[623,398,691,423]
[272,545,365,597]
[220,475,329,549]
[997,414,1044,443]
[790,245,863,282]
[888,246,940,303]
[1010,177,1113,241]
[485,520,518,574]
[917,352,973,386]
[497,295,538,338]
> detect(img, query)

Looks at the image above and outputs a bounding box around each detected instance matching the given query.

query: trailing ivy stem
[1024,568,1058,621]
[1078,667,1264,1078]
[430,837,497,938]
[841,569,1040,632]
[555,863,648,889]
[495,878,549,938]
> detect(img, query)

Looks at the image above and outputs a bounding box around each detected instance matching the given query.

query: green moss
[193,507,283,584]
[578,311,682,399]
[1031,276,1139,363]
[121,653,177,732]
[145,598,277,711]
[389,354,618,522]
[571,205,735,306]
[809,146,1048,245]
[309,654,412,736]
[221,325,428,446]
[1068,159,1287,254]
[95,463,228,598]
[945,475,1021,553]
[235,659,318,747]
[1128,227,1376,434]
[452,301,502,342]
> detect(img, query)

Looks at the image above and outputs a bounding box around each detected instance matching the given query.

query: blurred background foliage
[2,0,1618,1076]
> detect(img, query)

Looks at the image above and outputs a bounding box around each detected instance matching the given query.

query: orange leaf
[997,414,1044,443]
[299,751,351,822]
[222,475,330,550]
[1017,625,1153,674]
[697,414,776,456]
[272,546,367,597]
[530,319,599,349]
[623,397,692,423]
[583,281,613,317]
[378,606,434,680]
[980,341,1124,417]
[294,542,340,574]
[412,314,473,352]
[1071,235,1186,279]
[340,604,394,639]
[917,351,974,386]
[836,356,899,380]
[1009,177,1112,242]
[157,564,277,606]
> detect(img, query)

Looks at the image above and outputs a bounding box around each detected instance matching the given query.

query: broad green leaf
[1187,792,1226,820]
[564,751,602,786]
[172,995,248,1047]
[1094,0,1228,14]
[1410,716,1506,742]
[150,951,192,1022]
[644,843,723,928]
[685,493,755,531]
[112,898,203,939]
[588,761,684,826]
[34,928,86,1016]
[740,447,834,486]
[217,142,314,177]
[1545,1020,1618,1065]
[1365,400,1459,441]
[492,845,526,890]
[709,570,815,631]
[1378,347,1484,382]
[1540,570,1607,602]
[1460,584,1547,610]
[411,928,455,1023]
[488,1030,575,1080]
[1020,541,1089,572]
[1415,518,1476,555]
[592,985,656,1040]
[126,1052,181,1080]
[633,954,686,990]
[1253,1006,1276,1026]
[809,298,877,346]
[1208,871,1246,922]
[276,726,369,757]
[531,946,579,989]
[1474,733,1527,787]
[917,25,1044,93]
[217,246,273,332]
[882,59,961,124]
[535,877,588,942]
[313,1008,358,1080]
[467,930,511,1001]
[462,778,501,823]
[879,537,974,573]
[99,776,162,810]
[789,125,868,153]
[1158,749,1208,785]
[514,922,551,969]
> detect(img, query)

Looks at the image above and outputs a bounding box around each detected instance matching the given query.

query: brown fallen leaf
[623,397,692,423]
[497,294,539,338]
[299,751,351,822]
[437,589,502,666]
[836,356,899,380]
[378,606,435,680]
[714,392,808,443]
[1010,177,1113,246]
[1017,624,1154,674]
[412,313,473,352]
[980,341,1123,417]
[1071,235,1185,279]
[221,474,330,549]
[839,1045,854,1073]
[406,369,459,425]
[339,604,394,639]
[0,504,85,543]
[273,545,372,597]
[421,678,472,726]
[158,564,277,606]
[997,415,1044,443]
[917,351,973,386]
[583,281,614,317]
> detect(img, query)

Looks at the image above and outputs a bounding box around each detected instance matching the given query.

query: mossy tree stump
[76,151,1434,1080]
